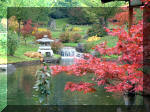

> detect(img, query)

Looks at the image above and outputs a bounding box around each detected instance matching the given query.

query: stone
[83,34,89,39]
[75,43,85,53]
[49,19,56,31]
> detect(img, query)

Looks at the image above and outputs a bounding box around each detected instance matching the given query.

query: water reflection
[7,62,143,106]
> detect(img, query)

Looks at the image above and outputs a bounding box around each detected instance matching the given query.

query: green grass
[102,55,118,59]
[55,18,69,29]
[51,31,61,39]
[82,35,118,48]
[63,42,78,47]
[7,37,40,63]
[0,74,7,112]
[53,54,61,58]
[51,18,91,39]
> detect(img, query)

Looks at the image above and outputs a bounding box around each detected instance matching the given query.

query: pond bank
[0,57,61,71]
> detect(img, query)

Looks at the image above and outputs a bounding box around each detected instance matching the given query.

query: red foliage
[109,8,136,26]
[33,31,52,40]
[64,82,96,94]
[21,19,33,36]
[50,7,149,95]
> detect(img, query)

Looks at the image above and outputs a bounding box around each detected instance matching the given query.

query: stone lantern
[36,35,54,57]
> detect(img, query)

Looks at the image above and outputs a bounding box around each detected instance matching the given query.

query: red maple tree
[109,7,136,26]
[21,19,33,44]
[50,2,150,95]
[50,20,143,94]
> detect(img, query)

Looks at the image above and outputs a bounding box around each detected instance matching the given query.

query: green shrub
[87,24,107,37]
[59,32,82,43]
[0,34,7,55]
[7,31,18,56]
[84,42,95,53]
[59,32,70,43]
[70,33,82,43]
[51,41,63,54]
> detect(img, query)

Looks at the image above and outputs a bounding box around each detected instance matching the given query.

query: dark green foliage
[0,35,6,49]
[49,8,69,19]
[87,24,107,37]
[7,31,18,56]
[8,7,50,23]
[68,8,98,25]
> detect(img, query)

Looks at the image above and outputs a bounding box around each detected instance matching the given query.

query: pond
[7,59,143,106]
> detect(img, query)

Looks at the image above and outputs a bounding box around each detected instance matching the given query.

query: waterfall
[60,47,83,59]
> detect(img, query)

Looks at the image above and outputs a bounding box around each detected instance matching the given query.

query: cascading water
[60,47,83,59]
[60,47,84,65]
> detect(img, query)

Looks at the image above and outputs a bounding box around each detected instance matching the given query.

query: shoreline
[0,57,61,68]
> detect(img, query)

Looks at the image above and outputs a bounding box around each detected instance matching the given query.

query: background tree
[20,19,33,44]
[68,7,98,25]
[7,31,18,56]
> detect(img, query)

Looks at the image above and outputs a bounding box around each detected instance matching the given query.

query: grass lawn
[7,44,39,63]
[0,74,7,112]
[6,36,40,64]
[51,18,91,39]
[82,35,118,48]
[63,42,78,47]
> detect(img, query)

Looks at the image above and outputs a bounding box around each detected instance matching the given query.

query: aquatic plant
[33,63,52,104]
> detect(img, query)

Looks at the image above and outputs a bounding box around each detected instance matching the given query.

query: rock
[75,43,85,53]
[49,19,56,31]
[83,34,89,39]
[43,57,60,63]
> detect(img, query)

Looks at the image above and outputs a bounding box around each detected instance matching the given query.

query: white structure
[36,35,54,57]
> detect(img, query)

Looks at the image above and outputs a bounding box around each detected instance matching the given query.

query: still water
[7,59,143,105]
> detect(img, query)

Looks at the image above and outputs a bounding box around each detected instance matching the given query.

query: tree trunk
[104,17,108,27]
[18,20,21,42]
